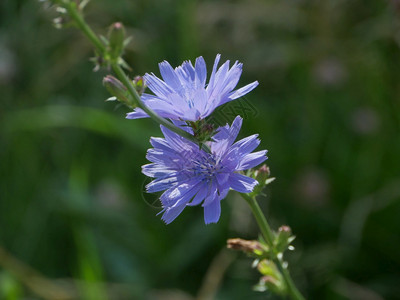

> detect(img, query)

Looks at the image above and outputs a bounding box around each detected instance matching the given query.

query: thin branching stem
[64,1,210,151]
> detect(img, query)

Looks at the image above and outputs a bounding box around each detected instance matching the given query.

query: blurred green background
[1,0,400,299]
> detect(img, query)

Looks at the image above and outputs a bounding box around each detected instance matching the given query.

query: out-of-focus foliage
[1,0,400,299]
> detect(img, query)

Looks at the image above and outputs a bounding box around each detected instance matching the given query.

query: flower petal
[193,88,209,118]
[176,61,195,84]
[229,173,259,193]
[160,126,197,152]
[146,174,180,193]
[188,182,208,206]
[211,116,243,155]
[228,81,259,100]
[126,109,149,119]
[161,203,187,224]
[142,163,175,177]
[149,137,171,152]
[237,150,268,170]
[219,61,242,96]
[208,60,230,99]
[227,116,243,146]
[207,54,221,91]
[195,56,207,88]
[160,180,202,223]
[159,61,182,91]
[144,73,174,98]
[231,134,260,156]
[160,179,201,205]
[126,101,179,119]
[203,199,221,224]
[202,181,218,207]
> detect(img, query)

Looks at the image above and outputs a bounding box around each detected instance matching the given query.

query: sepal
[187,119,218,147]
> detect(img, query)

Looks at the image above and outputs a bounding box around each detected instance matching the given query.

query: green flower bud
[274,225,296,253]
[103,75,134,107]
[250,164,275,196]
[255,164,270,183]
[257,259,280,278]
[254,260,286,294]
[186,119,217,146]
[108,22,126,60]
[254,275,286,295]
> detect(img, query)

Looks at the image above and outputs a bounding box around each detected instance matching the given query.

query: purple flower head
[142,116,267,224]
[127,54,258,121]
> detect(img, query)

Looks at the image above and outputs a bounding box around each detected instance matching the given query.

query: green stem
[65,2,106,54]
[241,193,274,245]
[240,193,305,300]
[64,1,207,149]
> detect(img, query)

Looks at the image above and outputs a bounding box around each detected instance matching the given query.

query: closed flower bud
[103,75,134,107]
[187,119,216,145]
[250,164,274,196]
[257,259,280,278]
[278,225,291,235]
[254,260,286,294]
[274,225,295,253]
[108,22,125,60]
[254,164,270,184]
[255,275,285,294]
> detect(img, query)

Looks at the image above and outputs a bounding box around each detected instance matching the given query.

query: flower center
[191,154,222,180]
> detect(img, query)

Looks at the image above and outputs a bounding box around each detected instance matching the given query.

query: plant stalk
[64,1,205,148]
[240,193,305,300]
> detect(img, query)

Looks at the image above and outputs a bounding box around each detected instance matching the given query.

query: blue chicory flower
[142,116,267,224]
[126,54,258,121]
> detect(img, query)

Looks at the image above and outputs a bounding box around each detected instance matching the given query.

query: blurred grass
[1,0,400,299]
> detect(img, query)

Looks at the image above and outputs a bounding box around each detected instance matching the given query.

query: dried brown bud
[227,238,262,253]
